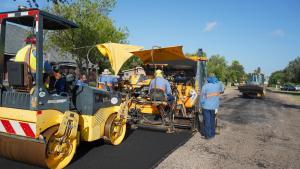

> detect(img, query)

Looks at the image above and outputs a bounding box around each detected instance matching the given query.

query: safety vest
[206,92,220,98]
[15,45,37,73]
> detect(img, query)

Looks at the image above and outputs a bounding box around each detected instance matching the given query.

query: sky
[1,0,300,75]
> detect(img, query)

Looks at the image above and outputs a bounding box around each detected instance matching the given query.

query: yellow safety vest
[15,45,37,73]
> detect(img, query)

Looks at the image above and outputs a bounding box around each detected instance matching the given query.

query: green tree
[227,60,245,83]
[120,56,143,71]
[269,70,285,85]
[207,55,227,81]
[47,0,128,72]
[283,56,300,83]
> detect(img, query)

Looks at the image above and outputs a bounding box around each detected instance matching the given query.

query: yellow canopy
[96,43,143,75]
[131,46,188,64]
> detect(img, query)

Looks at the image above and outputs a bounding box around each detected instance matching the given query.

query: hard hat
[155,69,163,77]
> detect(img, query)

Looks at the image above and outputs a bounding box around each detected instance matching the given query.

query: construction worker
[129,67,147,87]
[76,74,88,86]
[130,68,140,86]
[15,35,51,79]
[53,66,66,94]
[149,69,173,102]
[201,73,224,139]
[98,69,118,90]
[15,35,36,71]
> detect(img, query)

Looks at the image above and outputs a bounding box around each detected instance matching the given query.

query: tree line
[16,0,248,82]
[269,57,300,85]
[204,55,246,84]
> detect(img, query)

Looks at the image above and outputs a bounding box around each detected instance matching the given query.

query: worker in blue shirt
[76,74,88,86]
[53,67,66,94]
[98,69,118,91]
[201,74,224,139]
[149,69,173,102]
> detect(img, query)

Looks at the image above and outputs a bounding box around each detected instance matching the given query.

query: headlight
[111,97,119,104]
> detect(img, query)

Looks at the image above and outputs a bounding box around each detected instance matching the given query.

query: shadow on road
[281,104,300,110]
[220,94,300,126]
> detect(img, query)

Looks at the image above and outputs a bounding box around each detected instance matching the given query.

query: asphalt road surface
[1,88,299,169]
[0,128,192,169]
[157,88,300,169]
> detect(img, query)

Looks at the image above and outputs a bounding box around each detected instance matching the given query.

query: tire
[45,126,78,169]
[104,113,127,145]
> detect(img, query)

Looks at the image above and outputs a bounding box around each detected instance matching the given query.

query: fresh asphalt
[0,128,192,169]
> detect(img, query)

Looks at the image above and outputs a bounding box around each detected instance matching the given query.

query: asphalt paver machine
[0,9,128,169]
[126,46,207,133]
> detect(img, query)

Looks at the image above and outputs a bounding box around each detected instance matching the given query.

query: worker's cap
[53,65,60,73]
[102,69,111,75]
[155,69,163,77]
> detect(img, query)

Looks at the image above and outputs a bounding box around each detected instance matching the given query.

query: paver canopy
[96,43,143,75]
[131,45,190,64]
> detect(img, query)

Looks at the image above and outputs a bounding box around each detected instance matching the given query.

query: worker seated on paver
[98,69,118,91]
[149,70,174,103]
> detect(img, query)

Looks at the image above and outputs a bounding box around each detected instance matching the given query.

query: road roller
[0,9,128,168]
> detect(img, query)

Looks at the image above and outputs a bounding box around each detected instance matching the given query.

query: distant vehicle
[231,82,239,86]
[281,84,296,91]
[296,86,300,91]
[238,73,266,98]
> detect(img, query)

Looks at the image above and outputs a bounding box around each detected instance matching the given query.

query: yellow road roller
[0,9,128,169]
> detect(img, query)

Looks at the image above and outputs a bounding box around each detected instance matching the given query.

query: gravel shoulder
[156,87,300,169]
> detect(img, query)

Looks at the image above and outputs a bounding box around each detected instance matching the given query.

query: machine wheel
[44,126,78,169]
[104,113,127,145]
[197,111,205,135]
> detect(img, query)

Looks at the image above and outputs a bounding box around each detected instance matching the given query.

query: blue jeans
[203,109,216,139]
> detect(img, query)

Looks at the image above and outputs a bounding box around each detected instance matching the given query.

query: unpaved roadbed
[156,88,300,169]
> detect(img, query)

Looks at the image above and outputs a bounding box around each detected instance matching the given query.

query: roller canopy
[0,9,78,30]
[96,43,143,75]
[131,46,190,64]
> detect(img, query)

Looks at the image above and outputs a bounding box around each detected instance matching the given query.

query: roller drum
[0,134,47,167]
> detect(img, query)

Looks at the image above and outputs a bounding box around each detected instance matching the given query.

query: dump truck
[238,73,266,98]
[0,9,128,169]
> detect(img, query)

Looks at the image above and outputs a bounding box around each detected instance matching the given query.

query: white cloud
[204,21,217,32]
[272,29,285,37]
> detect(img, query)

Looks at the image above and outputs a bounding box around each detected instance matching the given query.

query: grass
[267,87,300,95]
[293,95,300,101]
